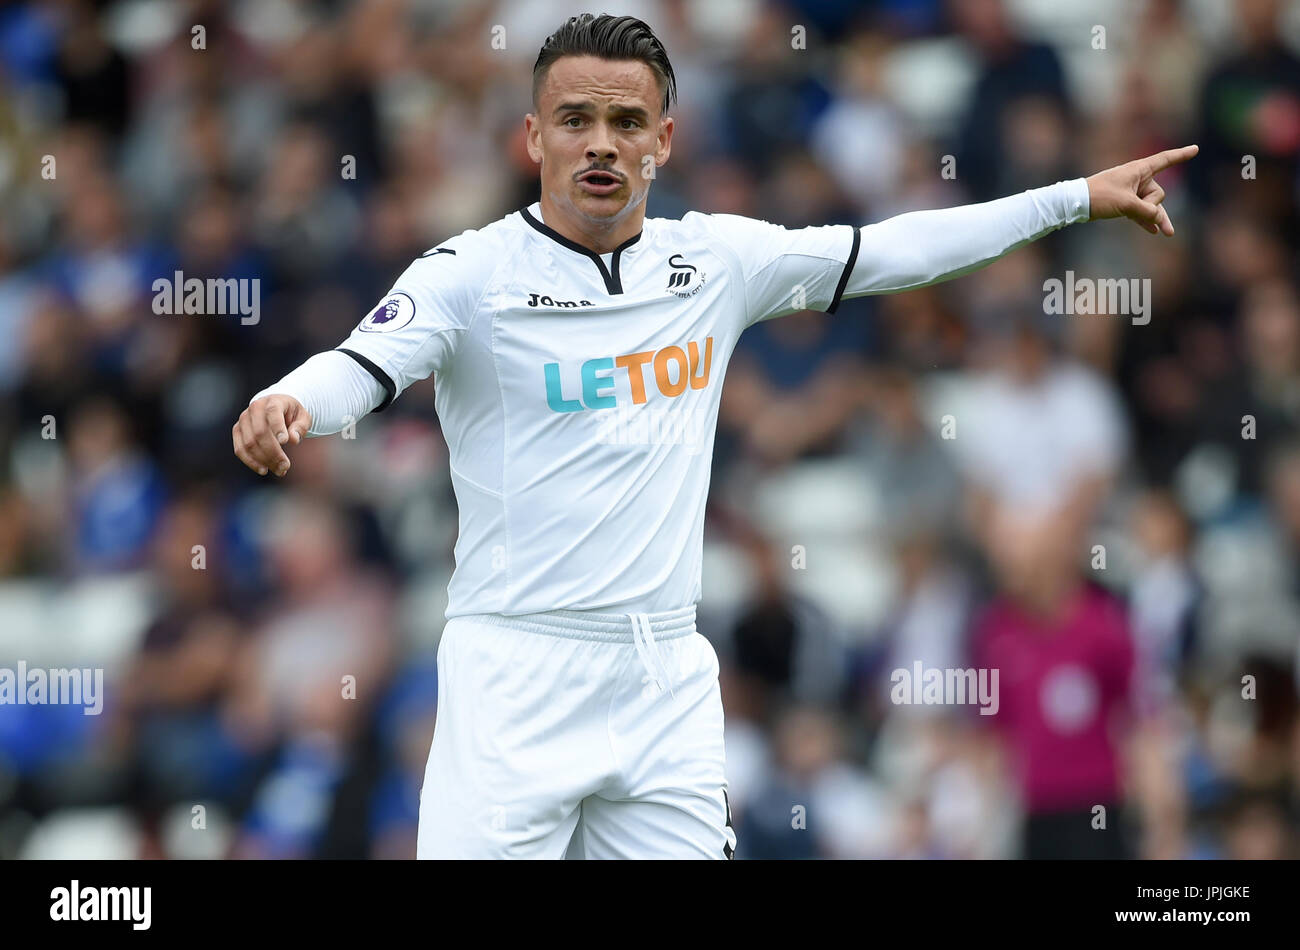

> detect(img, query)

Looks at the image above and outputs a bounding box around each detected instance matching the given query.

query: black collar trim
[520,207,642,295]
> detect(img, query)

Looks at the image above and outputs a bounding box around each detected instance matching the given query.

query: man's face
[526,55,673,227]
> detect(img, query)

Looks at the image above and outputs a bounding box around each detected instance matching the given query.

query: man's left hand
[1086,144,1199,236]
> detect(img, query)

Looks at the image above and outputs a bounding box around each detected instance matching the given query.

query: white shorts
[417,605,735,859]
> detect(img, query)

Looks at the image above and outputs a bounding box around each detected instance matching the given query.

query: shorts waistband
[462,605,697,642]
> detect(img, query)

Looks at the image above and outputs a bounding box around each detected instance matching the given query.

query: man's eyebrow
[612,105,650,121]
[553,102,651,121]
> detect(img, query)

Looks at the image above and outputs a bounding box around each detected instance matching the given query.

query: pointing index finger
[1142,144,1199,177]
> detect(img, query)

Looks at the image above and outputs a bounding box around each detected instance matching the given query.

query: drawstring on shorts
[629,611,676,699]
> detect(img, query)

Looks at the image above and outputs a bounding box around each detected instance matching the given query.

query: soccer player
[231,13,1196,859]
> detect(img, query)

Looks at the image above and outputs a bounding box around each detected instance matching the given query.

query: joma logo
[527,293,594,308]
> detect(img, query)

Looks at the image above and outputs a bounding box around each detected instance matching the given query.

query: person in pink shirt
[972,513,1136,859]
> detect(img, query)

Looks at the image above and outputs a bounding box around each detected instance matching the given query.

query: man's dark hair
[532,13,677,115]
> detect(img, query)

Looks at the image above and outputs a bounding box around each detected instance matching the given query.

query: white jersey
[266,180,1089,620]
[333,201,861,618]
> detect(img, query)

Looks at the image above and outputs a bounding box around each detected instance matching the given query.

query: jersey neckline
[519,204,642,296]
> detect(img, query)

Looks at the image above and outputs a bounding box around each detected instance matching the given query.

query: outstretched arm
[839,145,1198,300]
[231,232,486,477]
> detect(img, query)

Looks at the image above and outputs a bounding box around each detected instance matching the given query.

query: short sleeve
[333,236,494,409]
[690,213,860,328]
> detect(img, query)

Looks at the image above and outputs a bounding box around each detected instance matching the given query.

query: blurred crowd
[2,0,1300,859]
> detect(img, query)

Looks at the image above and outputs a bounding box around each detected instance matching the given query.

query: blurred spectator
[722,310,870,467]
[66,397,167,574]
[721,3,832,178]
[849,368,963,532]
[1198,279,1300,496]
[53,0,130,140]
[1218,789,1297,859]
[1128,489,1201,717]
[974,578,1136,859]
[735,706,893,859]
[811,30,911,215]
[366,657,438,859]
[956,323,1126,569]
[950,0,1071,201]
[725,536,846,714]
[856,530,973,721]
[1123,489,1200,858]
[1191,0,1300,236]
[114,489,257,841]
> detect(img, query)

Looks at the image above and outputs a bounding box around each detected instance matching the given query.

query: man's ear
[656,115,674,167]
[525,113,543,164]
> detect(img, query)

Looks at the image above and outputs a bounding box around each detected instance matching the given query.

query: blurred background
[1,0,1299,860]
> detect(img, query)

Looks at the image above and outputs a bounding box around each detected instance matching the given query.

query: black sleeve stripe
[336,348,396,412]
[826,226,861,315]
